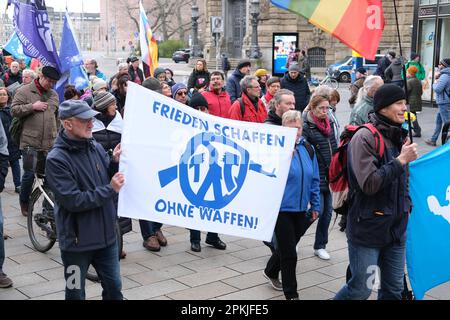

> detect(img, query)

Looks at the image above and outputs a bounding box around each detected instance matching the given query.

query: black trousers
[264,212,313,299]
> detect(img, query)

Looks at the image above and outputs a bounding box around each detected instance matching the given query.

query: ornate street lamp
[249,0,262,59]
[191,3,201,57]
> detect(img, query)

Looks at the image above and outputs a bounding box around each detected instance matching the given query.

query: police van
[327,54,384,82]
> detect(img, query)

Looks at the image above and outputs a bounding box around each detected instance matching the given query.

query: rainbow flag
[271,0,385,59]
[139,1,158,77]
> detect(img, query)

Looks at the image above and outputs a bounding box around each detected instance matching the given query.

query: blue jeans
[190,230,219,244]
[9,159,21,188]
[334,240,406,300]
[60,242,122,300]
[431,103,450,142]
[139,220,162,241]
[314,190,332,250]
[0,196,4,272]
[19,168,34,204]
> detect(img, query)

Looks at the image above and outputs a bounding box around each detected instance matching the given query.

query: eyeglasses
[249,86,261,89]
[176,91,188,96]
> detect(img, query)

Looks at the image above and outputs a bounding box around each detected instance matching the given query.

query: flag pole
[393,0,413,143]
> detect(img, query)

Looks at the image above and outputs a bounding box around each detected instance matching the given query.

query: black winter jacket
[302,112,338,192]
[46,131,118,252]
[264,110,282,126]
[280,73,311,112]
[0,105,21,162]
[226,69,246,103]
[346,113,411,248]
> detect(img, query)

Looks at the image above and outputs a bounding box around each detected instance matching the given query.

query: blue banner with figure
[10,0,61,71]
[407,142,450,299]
[3,32,31,65]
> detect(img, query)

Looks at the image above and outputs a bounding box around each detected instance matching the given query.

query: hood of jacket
[440,67,450,76]
[265,110,282,126]
[231,69,246,79]
[283,72,304,84]
[92,111,123,134]
[53,130,98,153]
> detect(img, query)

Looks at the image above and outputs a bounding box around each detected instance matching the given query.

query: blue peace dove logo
[158,132,276,209]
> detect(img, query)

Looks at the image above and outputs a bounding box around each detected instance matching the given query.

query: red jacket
[228,93,267,123]
[201,89,232,118]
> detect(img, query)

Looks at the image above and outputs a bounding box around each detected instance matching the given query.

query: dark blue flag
[10,0,61,71]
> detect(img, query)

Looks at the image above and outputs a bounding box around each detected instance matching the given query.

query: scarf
[34,78,51,101]
[311,112,331,137]
[264,91,273,104]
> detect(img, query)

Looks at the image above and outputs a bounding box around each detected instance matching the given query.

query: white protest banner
[118,82,297,241]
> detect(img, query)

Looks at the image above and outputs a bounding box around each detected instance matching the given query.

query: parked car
[327,54,384,82]
[172,49,190,63]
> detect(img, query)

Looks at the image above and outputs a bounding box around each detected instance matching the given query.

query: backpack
[9,116,24,146]
[328,123,385,218]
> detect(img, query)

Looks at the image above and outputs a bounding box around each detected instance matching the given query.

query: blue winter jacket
[45,131,118,252]
[279,138,321,213]
[433,67,450,105]
[226,69,246,103]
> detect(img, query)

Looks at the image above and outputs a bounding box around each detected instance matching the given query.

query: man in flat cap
[11,65,61,217]
[46,100,125,300]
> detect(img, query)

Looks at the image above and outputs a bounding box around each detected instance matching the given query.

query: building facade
[412,0,450,102]
[202,0,414,71]
[98,0,206,54]
[0,13,14,49]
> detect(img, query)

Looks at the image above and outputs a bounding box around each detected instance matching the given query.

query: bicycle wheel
[86,221,123,283]
[27,187,56,253]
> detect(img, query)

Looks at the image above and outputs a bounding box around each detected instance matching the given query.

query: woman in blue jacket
[263,110,321,300]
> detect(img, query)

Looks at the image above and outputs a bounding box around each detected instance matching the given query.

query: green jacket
[403,61,426,81]
[349,94,374,126]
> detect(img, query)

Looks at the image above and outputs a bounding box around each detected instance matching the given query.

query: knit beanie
[153,67,166,79]
[189,92,208,110]
[142,77,162,92]
[237,59,251,70]
[440,58,450,68]
[172,83,187,99]
[93,91,116,111]
[92,78,107,91]
[254,69,269,77]
[289,63,301,72]
[373,84,406,112]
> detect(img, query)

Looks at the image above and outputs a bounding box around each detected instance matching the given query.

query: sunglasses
[176,91,188,96]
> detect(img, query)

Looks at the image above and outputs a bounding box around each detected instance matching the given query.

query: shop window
[308,47,326,68]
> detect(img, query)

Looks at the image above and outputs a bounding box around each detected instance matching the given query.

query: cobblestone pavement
[1,65,449,300]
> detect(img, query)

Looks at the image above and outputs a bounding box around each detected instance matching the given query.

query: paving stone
[18,279,67,298]
[128,265,195,286]
[138,252,201,270]
[37,267,65,281]
[232,238,265,249]
[0,288,29,300]
[298,286,335,300]
[222,270,269,290]
[187,242,246,258]
[8,272,48,288]
[316,261,350,278]
[229,245,271,260]
[9,251,53,264]
[30,291,65,300]
[122,279,189,300]
[118,262,151,276]
[216,284,281,300]
[297,270,336,290]
[2,244,35,256]
[226,256,268,274]
[295,256,332,274]
[175,266,240,287]
[181,254,243,272]
[426,281,450,299]
[317,277,347,294]
[167,281,238,300]
[3,259,62,277]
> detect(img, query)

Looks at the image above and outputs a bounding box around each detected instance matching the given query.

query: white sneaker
[314,249,330,260]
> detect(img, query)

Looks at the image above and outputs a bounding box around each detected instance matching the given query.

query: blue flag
[10,0,61,71]
[3,31,32,65]
[55,11,89,100]
[407,142,450,299]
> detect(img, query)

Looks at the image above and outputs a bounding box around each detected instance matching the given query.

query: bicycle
[310,71,339,89]
[25,148,123,282]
